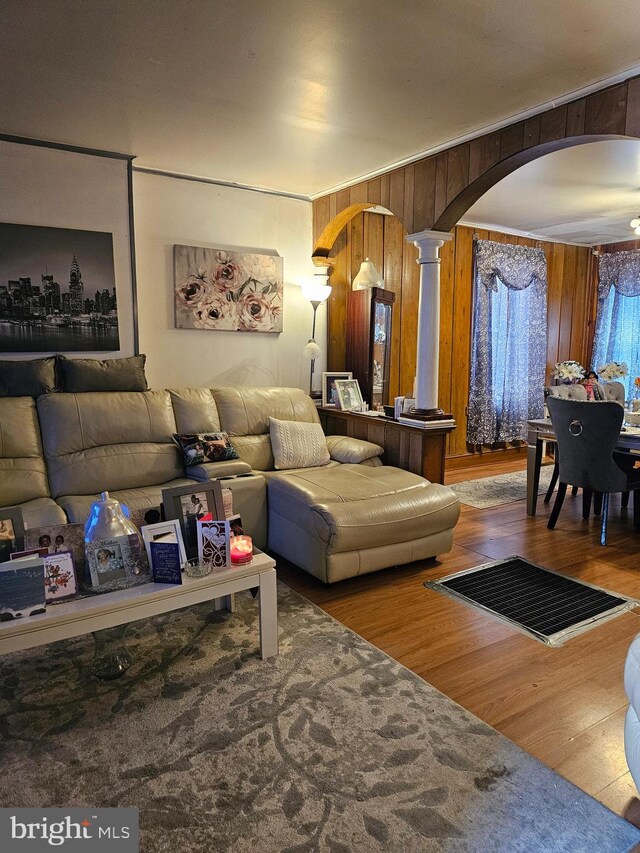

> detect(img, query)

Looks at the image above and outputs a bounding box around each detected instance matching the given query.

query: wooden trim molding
[313,202,372,261]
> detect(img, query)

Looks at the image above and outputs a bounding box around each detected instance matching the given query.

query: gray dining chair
[543,385,587,503]
[542,385,630,509]
[598,380,626,405]
[546,397,640,545]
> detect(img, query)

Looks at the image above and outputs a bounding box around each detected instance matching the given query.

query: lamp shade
[302,340,322,360]
[302,271,331,304]
[352,258,384,291]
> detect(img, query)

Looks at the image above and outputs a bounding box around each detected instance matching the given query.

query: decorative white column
[405,229,454,417]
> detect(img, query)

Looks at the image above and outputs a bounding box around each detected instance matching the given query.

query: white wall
[133,171,319,391]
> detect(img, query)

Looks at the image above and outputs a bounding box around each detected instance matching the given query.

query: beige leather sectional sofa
[1,386,460,583]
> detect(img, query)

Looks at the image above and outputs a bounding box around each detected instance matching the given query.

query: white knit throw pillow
[269,417,331,470]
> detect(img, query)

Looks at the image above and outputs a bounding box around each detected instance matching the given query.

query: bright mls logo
[0,809,139,851]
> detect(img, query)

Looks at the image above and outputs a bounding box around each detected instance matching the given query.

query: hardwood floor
[276,459,640,817]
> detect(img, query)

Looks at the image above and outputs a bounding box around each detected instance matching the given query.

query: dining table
[526,418,640,516]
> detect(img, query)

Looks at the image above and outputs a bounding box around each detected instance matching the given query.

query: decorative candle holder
[230,535,253,565]
[183,560,214,579]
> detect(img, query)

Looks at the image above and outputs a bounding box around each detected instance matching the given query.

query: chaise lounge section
[268,464,460,583]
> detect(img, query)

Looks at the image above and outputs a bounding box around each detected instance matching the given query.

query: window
[467,240,548,445]
[592,253,640,396]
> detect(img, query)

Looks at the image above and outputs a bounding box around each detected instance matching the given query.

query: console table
[318,407,456,484]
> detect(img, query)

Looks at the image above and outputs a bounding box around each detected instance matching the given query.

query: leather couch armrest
[325,435,384,464]
[186,459,253,482]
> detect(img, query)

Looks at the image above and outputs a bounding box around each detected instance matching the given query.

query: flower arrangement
[634,377,640,390]
[552,360,585,383]
[596,361,628,382]
[174,246,283,333]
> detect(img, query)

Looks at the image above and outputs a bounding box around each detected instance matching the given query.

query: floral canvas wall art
[174,245,283,333]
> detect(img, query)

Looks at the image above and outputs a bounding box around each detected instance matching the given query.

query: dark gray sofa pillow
[59,354,148,392]
[0,357,59,397]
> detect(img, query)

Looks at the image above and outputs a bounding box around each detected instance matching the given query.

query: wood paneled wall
[315,74,640,464]
[596,238,640,253]
[327,211,419,403]
[327,218,597,460]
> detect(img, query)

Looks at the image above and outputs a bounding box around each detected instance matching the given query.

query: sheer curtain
[592,250,640,394]
[467,240,547,445]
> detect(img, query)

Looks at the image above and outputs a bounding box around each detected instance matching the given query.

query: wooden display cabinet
[346,287,395,408]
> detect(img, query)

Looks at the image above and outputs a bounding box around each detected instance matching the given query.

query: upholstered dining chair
[546,397,640,545]
[599,380,626,405]
[600,382,635,510]
[543,385,588,504]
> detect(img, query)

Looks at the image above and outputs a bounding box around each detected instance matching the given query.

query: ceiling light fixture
[352,258,384,291]
[630,217,640,229]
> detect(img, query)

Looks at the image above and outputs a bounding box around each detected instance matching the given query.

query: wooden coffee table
[0,551,278,676]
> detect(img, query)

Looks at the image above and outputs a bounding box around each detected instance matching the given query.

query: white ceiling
[2,0,640,198]
[462,140,640,246]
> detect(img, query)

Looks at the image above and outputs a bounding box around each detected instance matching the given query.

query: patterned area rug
[1,584,638,853]
[451,466,555,508]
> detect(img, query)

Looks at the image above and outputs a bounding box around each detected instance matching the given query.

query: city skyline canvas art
[0,222,119,352]
[174,245,283,333]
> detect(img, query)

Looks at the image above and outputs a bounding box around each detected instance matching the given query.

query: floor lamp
[301,271,332,396]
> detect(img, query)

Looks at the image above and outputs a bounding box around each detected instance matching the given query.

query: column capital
[405,229,453,262]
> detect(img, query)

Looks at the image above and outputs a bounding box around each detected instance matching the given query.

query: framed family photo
[161,480,225,559]
[0,507,25,562]
[334,378,364,412]
[321,371,353,407]
[24,523,86,583]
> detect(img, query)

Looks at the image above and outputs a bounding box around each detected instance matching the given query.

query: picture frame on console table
[321,371,352,407]
[161,480,225,560]
[333,378,364,413]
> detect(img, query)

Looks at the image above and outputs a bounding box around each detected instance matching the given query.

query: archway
[313,135,635,262]
[314,204,422,404]
[433,134,628,233]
